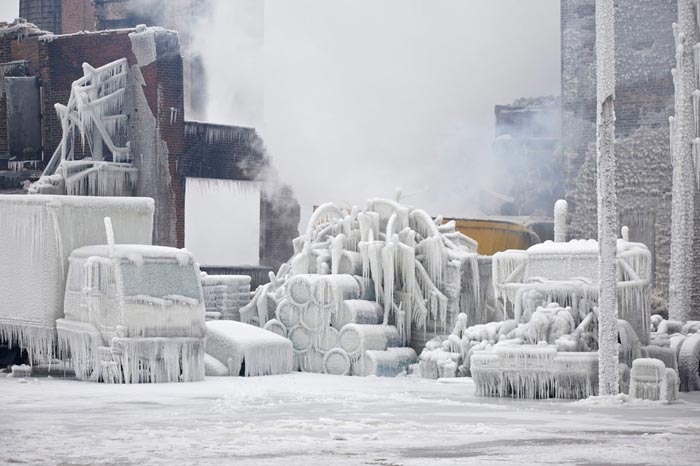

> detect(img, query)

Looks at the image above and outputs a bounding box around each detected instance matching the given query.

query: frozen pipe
[304,203,344,246]
[312,275,361,308]
[301,349,325,373]
[276,299,301,329]
[263,319,288,338]
[286,275,312,306]
[338,324,401,356]
[359,348,418,377]
[300,302,325,332]
[335,300,384,328]
[323,348,351,375]
[554,199,568,242]
[318,326,340,352]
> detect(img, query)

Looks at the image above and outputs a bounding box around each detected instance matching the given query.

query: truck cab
[57,245,206,383]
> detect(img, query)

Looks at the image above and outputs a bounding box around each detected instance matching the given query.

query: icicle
[693,90,700,137]
[670,115,676,162]
[694,44,700,87]
[693,138,700,185]
[382,237,396,324]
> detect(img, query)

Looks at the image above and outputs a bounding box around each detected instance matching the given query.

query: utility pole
[595,0,619,396]
[669,0,699,322]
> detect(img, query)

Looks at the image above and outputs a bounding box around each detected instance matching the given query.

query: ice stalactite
[595,0,620,397]
[670,0,700,322]
[670,116,677,161]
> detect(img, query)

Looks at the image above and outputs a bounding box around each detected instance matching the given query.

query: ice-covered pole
[595,0,619,396]
[669,0,699,322]
[554,199,568,242]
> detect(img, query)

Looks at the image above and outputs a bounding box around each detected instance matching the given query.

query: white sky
[1,0,561,266]
[261,0,561,225]
[0,1,18,22]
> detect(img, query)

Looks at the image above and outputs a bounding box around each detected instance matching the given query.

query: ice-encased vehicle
[56,243,206,383]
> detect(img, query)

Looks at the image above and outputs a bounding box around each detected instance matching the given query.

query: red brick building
[19,0,95,34]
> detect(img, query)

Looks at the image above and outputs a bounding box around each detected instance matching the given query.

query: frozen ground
[1,373,699,466]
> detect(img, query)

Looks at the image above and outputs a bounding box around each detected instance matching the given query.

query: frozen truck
[57,242,206,383]
[0,195,206,383]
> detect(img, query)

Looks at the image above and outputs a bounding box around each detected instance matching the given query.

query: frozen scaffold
[30,58,137,197]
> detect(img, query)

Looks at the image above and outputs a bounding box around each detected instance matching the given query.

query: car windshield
[120,261,200,300]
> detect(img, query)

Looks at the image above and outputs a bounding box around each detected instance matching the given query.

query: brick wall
[19,0,62,33]
[561,0,677,307]
[61,0,95,33]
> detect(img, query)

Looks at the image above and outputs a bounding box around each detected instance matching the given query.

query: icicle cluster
[240,196,480,377]
[492,234,652,345]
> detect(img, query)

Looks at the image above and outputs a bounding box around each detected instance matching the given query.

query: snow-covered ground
[2,373,699,466]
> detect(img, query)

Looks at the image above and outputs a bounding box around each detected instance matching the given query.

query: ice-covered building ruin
[0,18,298,269]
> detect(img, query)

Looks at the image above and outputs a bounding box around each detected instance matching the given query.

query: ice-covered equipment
[493,235,652,344]
[56,243,207,383]
[201,274,251,321]
[0,195,154,364]
[241,196,482,377]
[629,358,679,402]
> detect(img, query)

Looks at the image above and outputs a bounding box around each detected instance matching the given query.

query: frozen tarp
[205,320,293,376]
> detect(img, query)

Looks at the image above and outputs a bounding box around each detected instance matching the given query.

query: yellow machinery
[446,218,542,255]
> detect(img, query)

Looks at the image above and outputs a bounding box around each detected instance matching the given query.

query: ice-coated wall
[561,0,679,307]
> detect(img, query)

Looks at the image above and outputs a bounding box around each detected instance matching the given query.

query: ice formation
[204,321,293,377]
[238,196,481,376]
[30,59,136,197]
[10,365,32,378]
[629,358,679,402]
[201,274,252,321]
[670,0,700,323]
[57,244,207,383]
[0,195,154,364]
[492,235,652,345]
